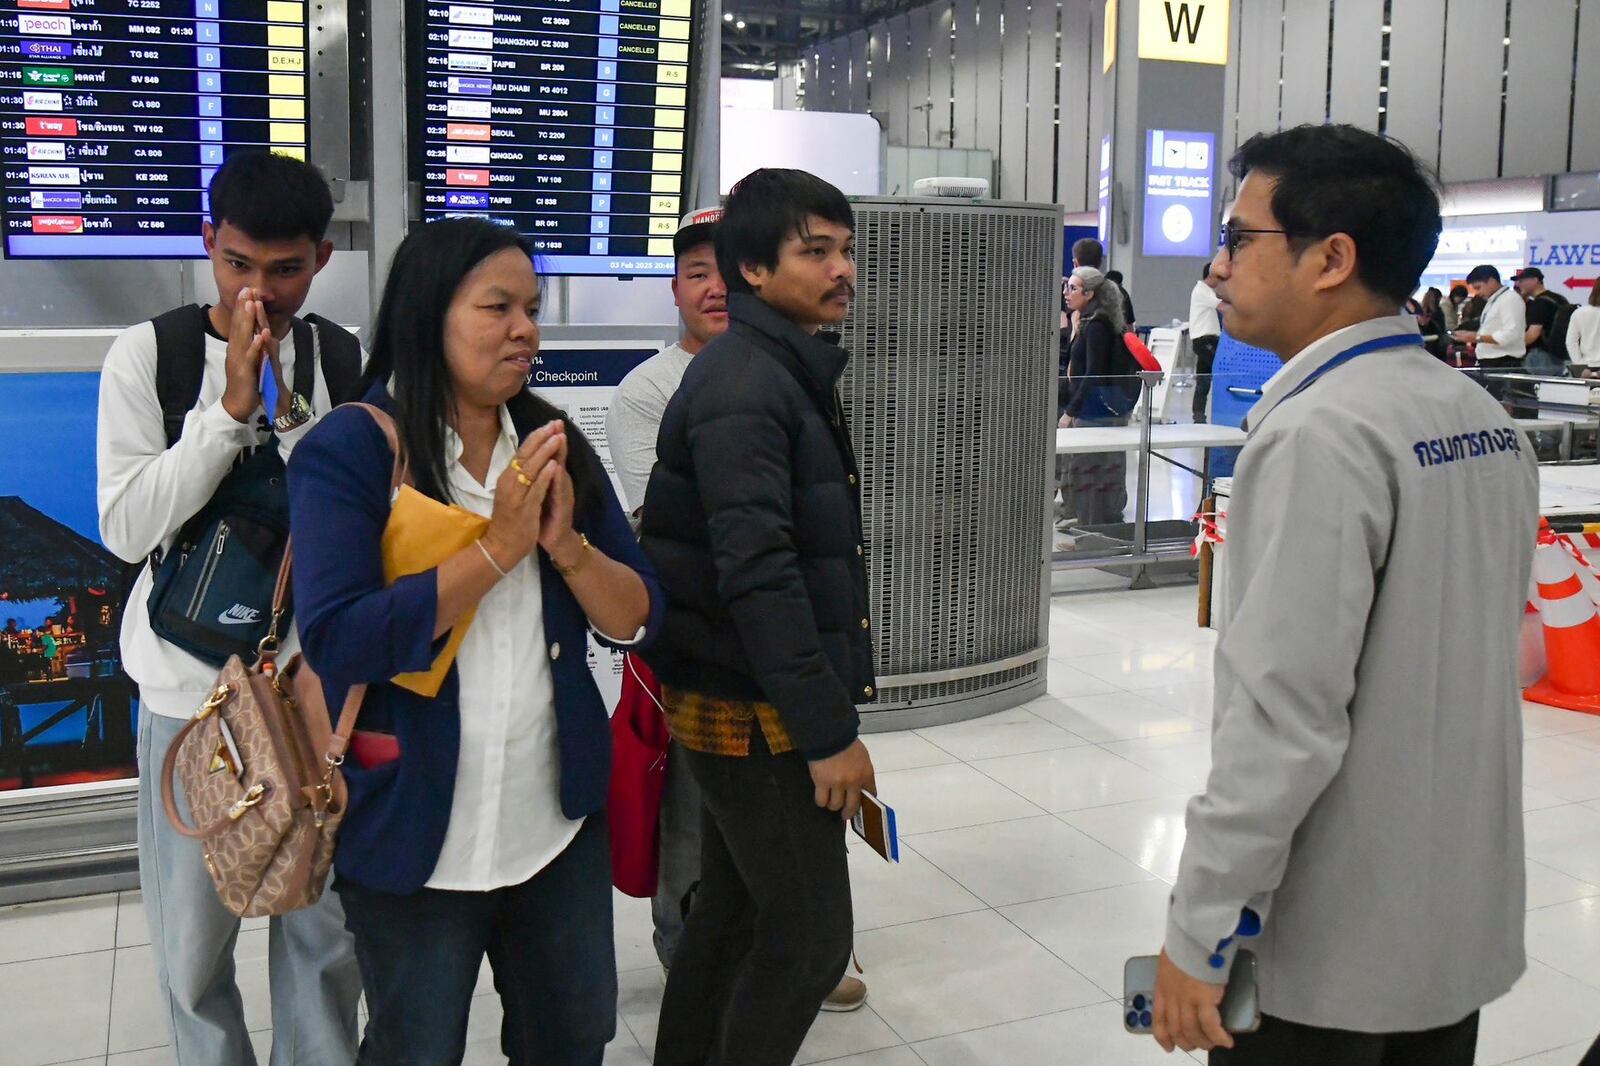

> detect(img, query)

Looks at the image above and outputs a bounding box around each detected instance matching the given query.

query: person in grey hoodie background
[1150,124,1538,1063]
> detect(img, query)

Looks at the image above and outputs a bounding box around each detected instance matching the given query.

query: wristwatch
[272,392,313,434]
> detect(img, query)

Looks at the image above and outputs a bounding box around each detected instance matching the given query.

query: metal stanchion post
[1130,370,1161,589]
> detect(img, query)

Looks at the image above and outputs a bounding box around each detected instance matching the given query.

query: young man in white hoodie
[96,150,363,1066]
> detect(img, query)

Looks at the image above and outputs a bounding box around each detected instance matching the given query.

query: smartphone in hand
[1122,951,1261,1035]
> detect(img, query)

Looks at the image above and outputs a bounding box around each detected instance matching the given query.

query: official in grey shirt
[1153,125,1538,1064]
[608,209,728,517]
[604,209,727,973]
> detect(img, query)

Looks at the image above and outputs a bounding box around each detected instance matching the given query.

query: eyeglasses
[1219,222,1290,259]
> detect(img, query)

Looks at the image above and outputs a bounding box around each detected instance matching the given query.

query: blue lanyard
[1258,333,1419,426]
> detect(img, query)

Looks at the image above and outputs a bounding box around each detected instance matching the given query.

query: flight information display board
[1,0,312,258]
[410,0,695,277]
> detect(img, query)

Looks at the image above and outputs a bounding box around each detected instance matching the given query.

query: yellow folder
[382,483,489,697]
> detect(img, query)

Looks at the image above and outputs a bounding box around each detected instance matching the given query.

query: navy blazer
[286,386,664,895]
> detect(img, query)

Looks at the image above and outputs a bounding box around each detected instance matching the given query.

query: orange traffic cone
[1526,522,1600,715]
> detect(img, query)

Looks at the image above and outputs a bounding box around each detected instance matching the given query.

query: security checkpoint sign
[1142,128,1215,258]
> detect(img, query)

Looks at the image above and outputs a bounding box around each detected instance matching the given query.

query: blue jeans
[136,707,361,1066]
[337,814,617,1066]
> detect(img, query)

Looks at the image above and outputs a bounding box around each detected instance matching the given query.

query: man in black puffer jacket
[643,168,878,1066]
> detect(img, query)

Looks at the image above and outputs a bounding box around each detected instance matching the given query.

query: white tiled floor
[5,578,1600,1065]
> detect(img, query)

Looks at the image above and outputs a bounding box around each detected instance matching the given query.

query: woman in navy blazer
[288,218,662,1066]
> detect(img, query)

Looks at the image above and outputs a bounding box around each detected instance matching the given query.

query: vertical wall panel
[999,0,1032,198]
[848,30,871,113]
[1026,0,1061,201]
[813,42,835,110]
[1440,0,1508,181]
[1279,0,1330,127]
[930,1,957,146]
[1575,1,1600,171]
[1502,0,1576,178]
[908,6,936,146]
[953,0,980,146]
[1327,0,1382,129]
[885,15,913,146]
[1385,0,1446,168]
[868,24,888,125]
[1057,0,1093,212]
[810,43,827,111]
[974,0,1006,163]
[834,38,848,111]
[1221,0,1243,165]
[1235,0,1283,147]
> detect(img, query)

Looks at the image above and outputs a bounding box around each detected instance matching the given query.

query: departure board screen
[1,0,312,259]
[410,0,695,277]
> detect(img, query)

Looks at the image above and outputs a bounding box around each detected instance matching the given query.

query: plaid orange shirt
[661,686,795,756]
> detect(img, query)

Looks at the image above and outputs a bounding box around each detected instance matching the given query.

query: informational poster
[1,0,312,258]
[0,372,136,794]
[410,0,696,277]
[535,340,663,709]
[1142,128,1214,258]
[1524,210,1600,302]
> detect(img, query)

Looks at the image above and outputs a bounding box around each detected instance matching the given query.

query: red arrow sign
[1565,277,1597,290]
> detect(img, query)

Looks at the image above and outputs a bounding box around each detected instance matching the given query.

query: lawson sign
[1142,128,1215,258]
[1525,210,1600,300]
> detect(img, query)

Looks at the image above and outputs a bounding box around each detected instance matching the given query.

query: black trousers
[1210,1011,1479,1066]
[1192,334,1219,421]
[653,735,853,1066]
[1581,1032,1600,1065]
[1477,356,1535,416]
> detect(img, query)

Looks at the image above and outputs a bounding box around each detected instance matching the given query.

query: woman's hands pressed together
[479,420,566,574]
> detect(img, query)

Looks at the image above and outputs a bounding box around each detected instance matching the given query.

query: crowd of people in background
[0,616,77,682]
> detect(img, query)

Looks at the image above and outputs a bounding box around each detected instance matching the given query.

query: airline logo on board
[17,14,73,35]
[23,91,64,111]
[448,5,495,26]
[445,145,491,165]
[448,28,493,49]
[27,165,80,185]
[27,142,67,161]
[26,116,78,136]
[447,99,493,119]
[448,52,493,72]
[31,215,84,234]
[18,0,73,10]
[21,40,74,59]
[31,190,82,210]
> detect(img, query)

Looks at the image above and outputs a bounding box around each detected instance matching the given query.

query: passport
[850,790,899,863]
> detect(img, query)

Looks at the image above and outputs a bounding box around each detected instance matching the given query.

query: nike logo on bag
[218,605,262,626]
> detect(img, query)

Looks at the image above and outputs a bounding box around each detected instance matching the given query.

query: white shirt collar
[443,406,521,499]
[1244,313,1423,433]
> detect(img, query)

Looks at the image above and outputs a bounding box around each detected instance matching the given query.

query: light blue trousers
[137,706,362,1065]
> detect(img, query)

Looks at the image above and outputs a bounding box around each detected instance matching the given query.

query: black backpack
[143,305,362,666]
[1543,294,1577,362]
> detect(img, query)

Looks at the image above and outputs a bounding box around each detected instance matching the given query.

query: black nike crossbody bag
[143,306,361,667]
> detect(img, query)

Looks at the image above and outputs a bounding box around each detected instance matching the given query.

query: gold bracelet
[476,539,509,579]
[552,533,594,578]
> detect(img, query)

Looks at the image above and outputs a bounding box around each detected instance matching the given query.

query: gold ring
[511,459,523,472]
[516,473,533,487]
